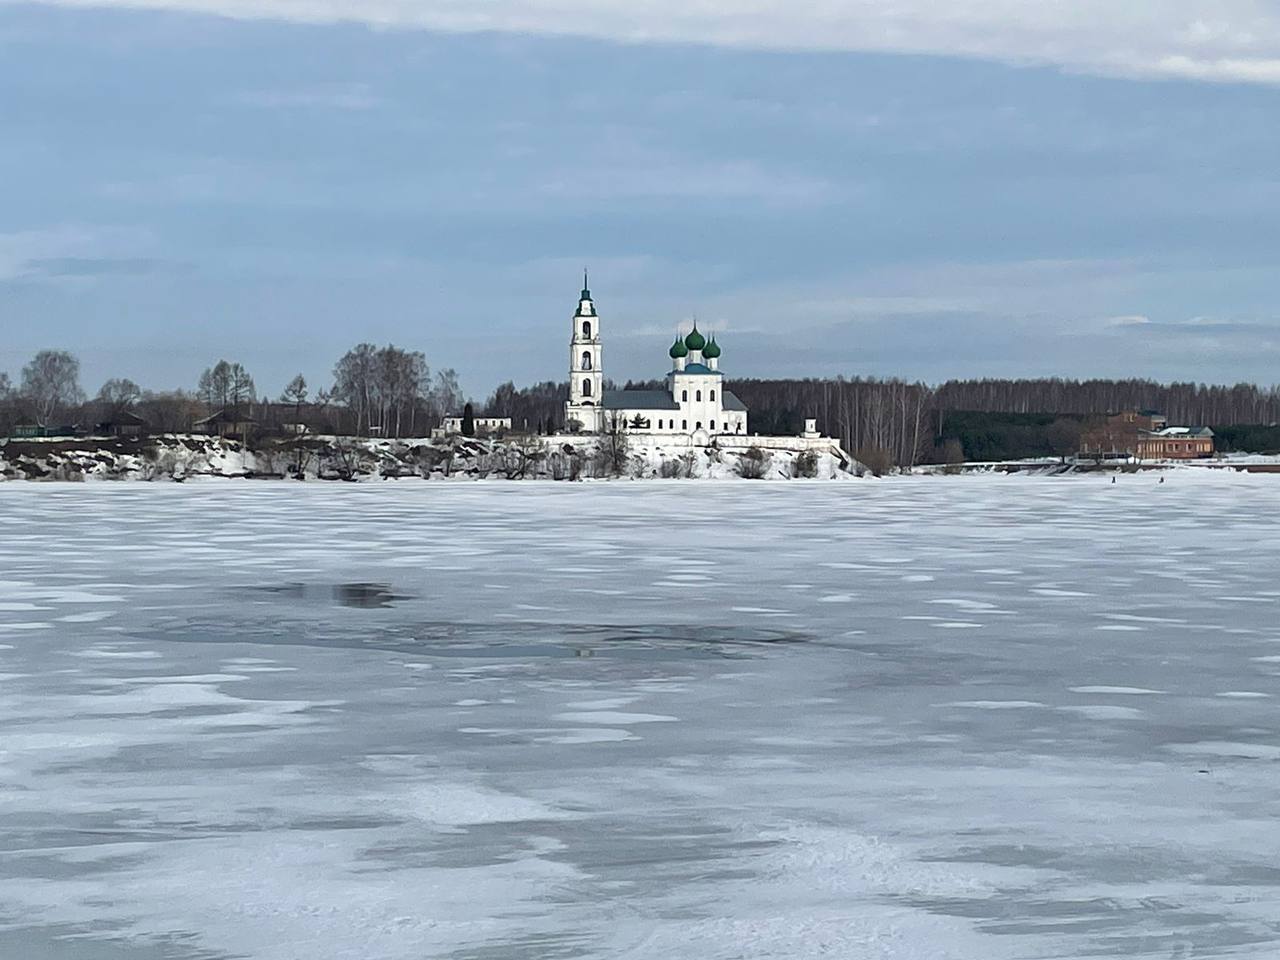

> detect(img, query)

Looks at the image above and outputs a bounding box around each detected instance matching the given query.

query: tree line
[478,375,1280,467]
[5,347,1279,463]
[0,346,465,439]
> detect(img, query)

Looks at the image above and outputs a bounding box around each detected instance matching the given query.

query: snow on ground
[2,474,1280,958]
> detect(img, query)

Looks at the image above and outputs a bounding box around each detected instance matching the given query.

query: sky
[3,1,1280,400]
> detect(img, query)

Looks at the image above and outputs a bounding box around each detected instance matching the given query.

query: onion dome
[669,336,688,359]
[702,335,721,359]
[684,324,706,352]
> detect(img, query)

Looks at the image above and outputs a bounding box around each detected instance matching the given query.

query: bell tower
[565,271,604,432]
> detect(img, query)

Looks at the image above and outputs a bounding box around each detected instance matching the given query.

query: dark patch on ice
[244,582,409,608]
[136,617,812,661]
[442,930,597,960]
[925,843,1280,887]
[0,925,233,960]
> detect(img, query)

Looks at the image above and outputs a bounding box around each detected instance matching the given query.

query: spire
[581,268,591,301]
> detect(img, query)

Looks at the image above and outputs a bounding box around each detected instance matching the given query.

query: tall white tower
[565,272,604,432]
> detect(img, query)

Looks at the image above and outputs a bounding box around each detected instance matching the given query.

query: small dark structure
[95,411,148,438]
[193,407,256,440]
[11,424,78,439]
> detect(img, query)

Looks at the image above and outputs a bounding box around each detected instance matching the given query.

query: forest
[482,376,1280,467]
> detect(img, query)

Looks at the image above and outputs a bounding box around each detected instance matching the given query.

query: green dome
[684,325,706,352]
[669,336,688,359]
[702,335,721,359]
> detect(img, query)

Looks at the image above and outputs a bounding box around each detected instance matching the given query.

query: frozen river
[2,476,1280,959]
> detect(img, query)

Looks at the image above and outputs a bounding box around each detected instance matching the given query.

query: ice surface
[2,475,1280,958]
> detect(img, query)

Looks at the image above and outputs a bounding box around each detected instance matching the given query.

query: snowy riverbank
[0,434,854,482]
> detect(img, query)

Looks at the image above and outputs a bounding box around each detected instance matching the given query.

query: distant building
[563,275,748,441]
[1080,410,1214,460]
[435,416,512,438]
[95,411,148,438]
[1136,426,1215,460]
[193,407,256,440]
[11,424,78,439]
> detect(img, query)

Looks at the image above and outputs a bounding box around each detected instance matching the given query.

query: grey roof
[602,389,680,411]
[722,390,748,412]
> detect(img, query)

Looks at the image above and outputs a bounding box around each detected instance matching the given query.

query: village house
[193,407,256,440]
[94,411,148,438]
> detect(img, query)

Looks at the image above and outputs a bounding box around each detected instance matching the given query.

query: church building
[564,277,748,442]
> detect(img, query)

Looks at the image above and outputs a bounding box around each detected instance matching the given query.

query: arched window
[710,420,716,430]
[681,390,688,402]
[695,390,702,402]
[582,320,591,339]
[682,420,687,430]
[696,421,702,430]
[656,419,662,429]
[582,379,592,397]
[710,390,716,401]
[581,351,592,371]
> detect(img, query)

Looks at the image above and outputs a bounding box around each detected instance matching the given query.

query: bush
[855,445,892,477]
[791,449,819,478]
[736,446,768,479]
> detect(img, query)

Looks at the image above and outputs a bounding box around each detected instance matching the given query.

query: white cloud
[11,1,1280,85]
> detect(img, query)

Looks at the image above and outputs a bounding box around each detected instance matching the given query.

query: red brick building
[1079,411,1214,460]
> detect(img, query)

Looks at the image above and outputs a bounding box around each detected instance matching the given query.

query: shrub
[736,446,768,479]
[855,445,892,477]
[792,448,819,478]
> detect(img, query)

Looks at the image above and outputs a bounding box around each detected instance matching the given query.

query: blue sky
[4,1,1280,399]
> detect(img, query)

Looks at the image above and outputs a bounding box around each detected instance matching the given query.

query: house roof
[193,407,257,426]
[97,410,148,426]
[602,389,680,411]
[722,390,748,411]
[1151,426,1213,437]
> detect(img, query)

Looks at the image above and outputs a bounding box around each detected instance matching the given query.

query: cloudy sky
[4,1,1280,398]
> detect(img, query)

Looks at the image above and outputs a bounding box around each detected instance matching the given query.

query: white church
[564,276,749,442]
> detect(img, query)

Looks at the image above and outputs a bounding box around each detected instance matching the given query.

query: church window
[682,420,687,430]
[710,390,716,401]
[582,320,591,339]
[710,420,716,430]
[581,351,592,370]
[696,390,701,402]
[657,419,664,429]
[696,421,702,430]
[681,390,688,402]
[582,379,592,397]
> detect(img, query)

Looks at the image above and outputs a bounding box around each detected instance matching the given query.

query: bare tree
[96,378,142,417]
[432,368,463,423]
[333,343,378,435]
[596,411,631,476]
[228,363,255,406]
[281,374,308,433]
[197,360,255,410]
[21,350,85,426]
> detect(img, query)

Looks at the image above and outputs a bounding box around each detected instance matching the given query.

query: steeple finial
[581,268,590,300]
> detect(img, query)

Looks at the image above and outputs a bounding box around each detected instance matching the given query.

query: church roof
[722,391,748,411]
[672,362,717,375]
[602,389,680,410]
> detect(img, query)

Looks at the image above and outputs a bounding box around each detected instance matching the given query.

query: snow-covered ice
[2,474,1280,958]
